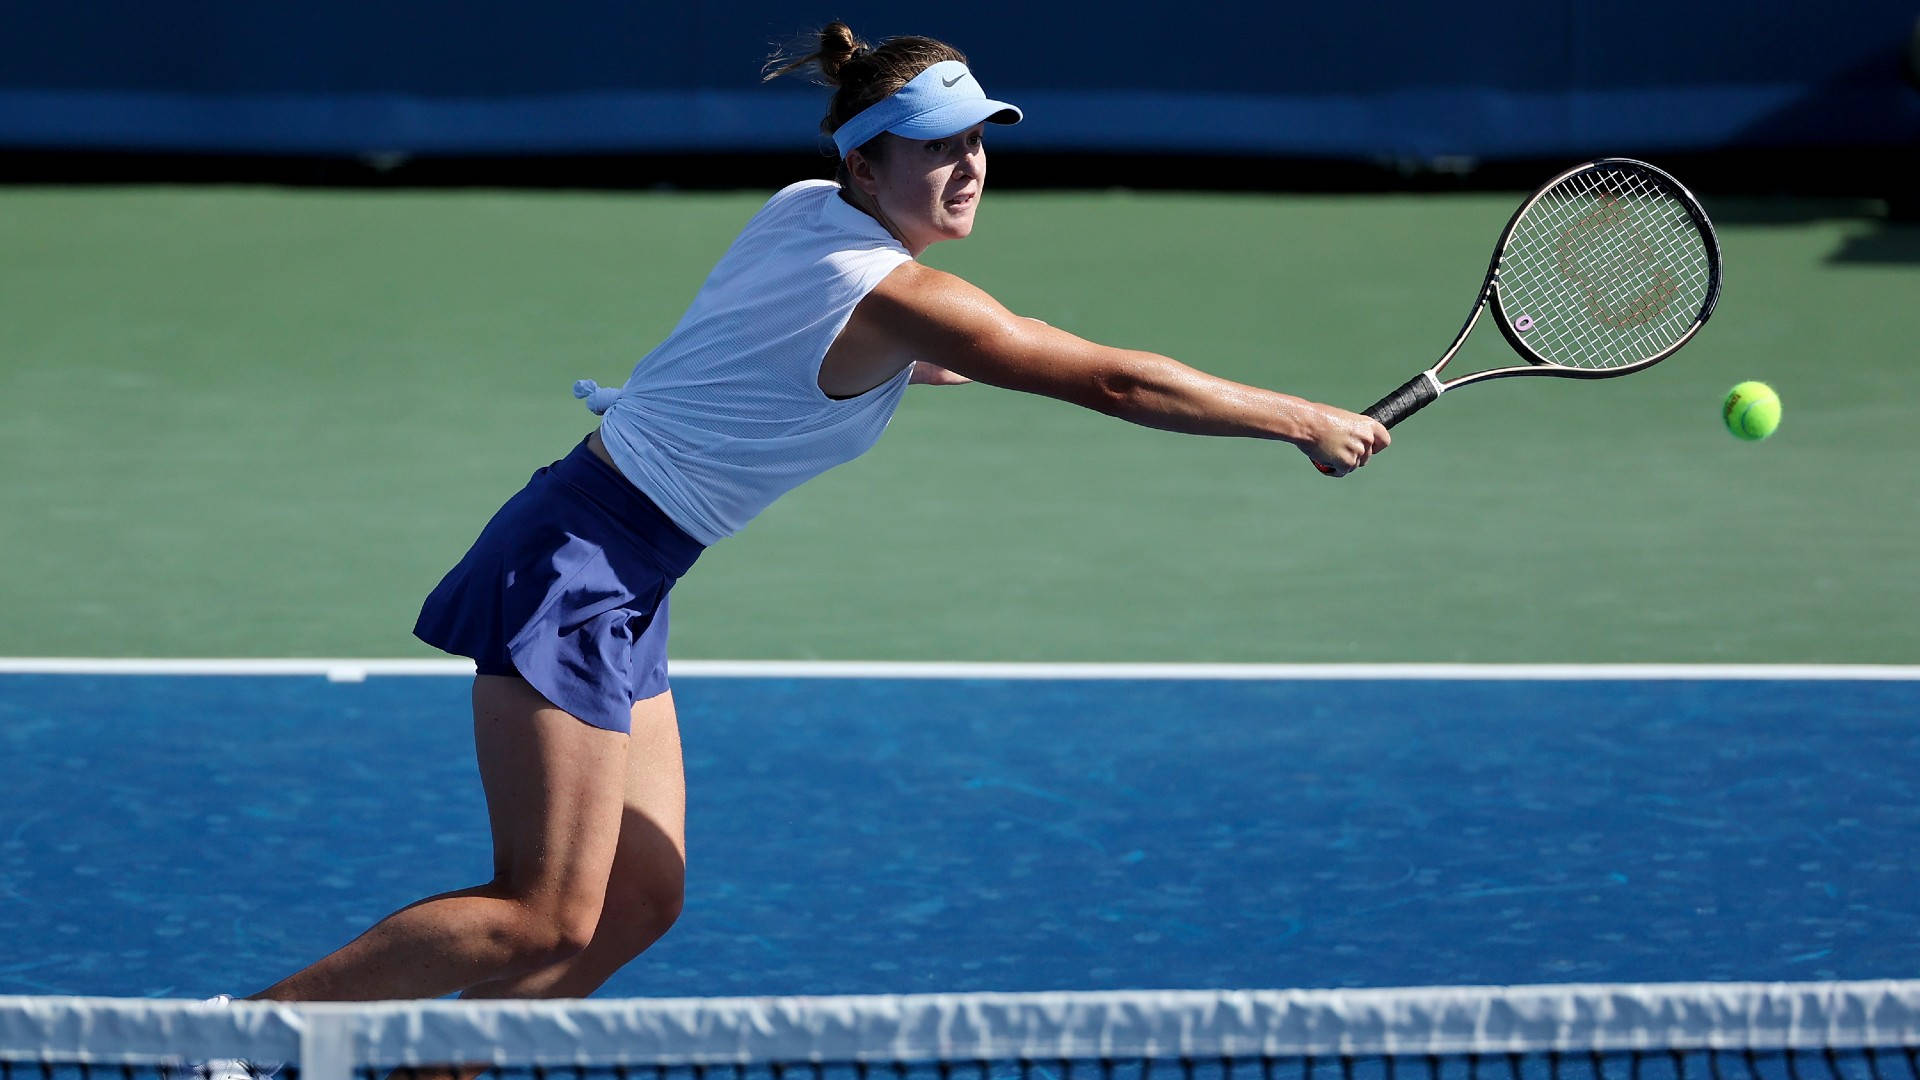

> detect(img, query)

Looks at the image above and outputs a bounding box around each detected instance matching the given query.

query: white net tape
[7,983,1920,1080]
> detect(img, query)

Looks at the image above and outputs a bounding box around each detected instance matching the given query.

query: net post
[300,1008,357,1080]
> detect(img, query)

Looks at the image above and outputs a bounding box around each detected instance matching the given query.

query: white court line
[0,658,1918,681]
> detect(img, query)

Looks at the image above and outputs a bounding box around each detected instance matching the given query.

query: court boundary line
[1,658,1917,681]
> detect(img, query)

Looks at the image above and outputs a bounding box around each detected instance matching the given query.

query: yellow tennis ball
[1723,381,1782,441]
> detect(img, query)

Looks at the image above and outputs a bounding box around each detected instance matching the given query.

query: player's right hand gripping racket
[1317,158,1722,475]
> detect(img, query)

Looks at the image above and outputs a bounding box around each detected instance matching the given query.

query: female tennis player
[253,24,1388,1005]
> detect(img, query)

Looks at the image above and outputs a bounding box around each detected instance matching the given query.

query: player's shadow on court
[1825,220,1920,263]
[1714,46,1920,262]
[1708,198,1920,264]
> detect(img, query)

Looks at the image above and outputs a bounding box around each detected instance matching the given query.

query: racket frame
[1363,157,1723,427]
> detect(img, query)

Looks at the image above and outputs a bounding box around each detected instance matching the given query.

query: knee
[550,897,607,959]
[495,893,605,970]
[602,871,685,959]
[645,878,686,937]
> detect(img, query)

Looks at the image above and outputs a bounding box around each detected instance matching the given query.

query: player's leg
[459,688,688,998]
[254,675,630,1002]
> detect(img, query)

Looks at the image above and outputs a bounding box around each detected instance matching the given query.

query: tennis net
[5,983,1920,1080]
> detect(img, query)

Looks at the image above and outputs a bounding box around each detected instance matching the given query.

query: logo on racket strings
[1555,192,1680,330]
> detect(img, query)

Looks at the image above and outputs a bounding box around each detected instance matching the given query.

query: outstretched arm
[846,262,1389,475]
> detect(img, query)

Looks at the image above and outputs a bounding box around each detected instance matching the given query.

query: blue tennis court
[3,671,1917,999]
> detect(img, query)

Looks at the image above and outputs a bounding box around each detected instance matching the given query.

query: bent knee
[551,899,606,958]
[627,872,685,935]
[647,881,685,933]
[601,875,685,956]
[493,893,605,968]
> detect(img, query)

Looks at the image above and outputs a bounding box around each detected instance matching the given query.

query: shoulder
[771,178,839,199]
[730,180,841,235]
[863,262,1012,341]
[762,178,840,213]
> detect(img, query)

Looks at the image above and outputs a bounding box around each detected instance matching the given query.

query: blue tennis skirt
[414,438,704,734]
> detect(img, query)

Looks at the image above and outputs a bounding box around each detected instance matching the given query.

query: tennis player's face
[868,126,987,254]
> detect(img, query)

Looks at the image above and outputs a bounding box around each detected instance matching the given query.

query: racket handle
[1363,372,1440,429]
[1312,372,1439,476]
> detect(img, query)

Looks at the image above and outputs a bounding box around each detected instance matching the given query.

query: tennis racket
[1317,157,1721,475]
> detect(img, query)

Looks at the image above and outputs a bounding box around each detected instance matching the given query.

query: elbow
[1086,362,1146,417]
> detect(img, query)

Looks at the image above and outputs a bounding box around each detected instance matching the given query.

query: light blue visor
[831,60,1023,158]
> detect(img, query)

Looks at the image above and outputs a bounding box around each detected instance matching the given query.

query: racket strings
[1551,193,1677,329]
[1515,174,1700,363]
[1498,165,1715,370]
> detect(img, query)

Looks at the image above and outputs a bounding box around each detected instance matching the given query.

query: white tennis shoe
[186,996,282,1080]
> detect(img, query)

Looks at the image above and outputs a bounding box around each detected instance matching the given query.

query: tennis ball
[1722,381,1782,441]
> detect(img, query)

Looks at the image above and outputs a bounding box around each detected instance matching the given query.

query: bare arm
[844,262,1389,474]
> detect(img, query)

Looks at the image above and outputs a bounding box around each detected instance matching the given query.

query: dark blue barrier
[4,0,1917,157]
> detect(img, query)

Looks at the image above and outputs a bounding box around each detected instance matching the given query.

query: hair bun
[813,21,868,85]
[762,21,870,86]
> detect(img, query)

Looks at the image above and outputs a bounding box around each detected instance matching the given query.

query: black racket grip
[1363,372,1440,429]
[1314,372,1438,476]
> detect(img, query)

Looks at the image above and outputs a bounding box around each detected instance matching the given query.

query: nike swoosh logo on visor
[941,73,968,87]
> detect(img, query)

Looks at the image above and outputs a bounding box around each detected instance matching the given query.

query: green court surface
[2,184,1914,662]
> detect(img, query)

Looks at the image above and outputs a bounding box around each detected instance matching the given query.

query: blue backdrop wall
[4,1,1918,157]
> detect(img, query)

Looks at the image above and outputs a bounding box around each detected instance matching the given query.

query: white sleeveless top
[578,181,915,545]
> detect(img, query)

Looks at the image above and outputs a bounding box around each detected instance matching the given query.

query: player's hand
[1302,404,1390,477]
